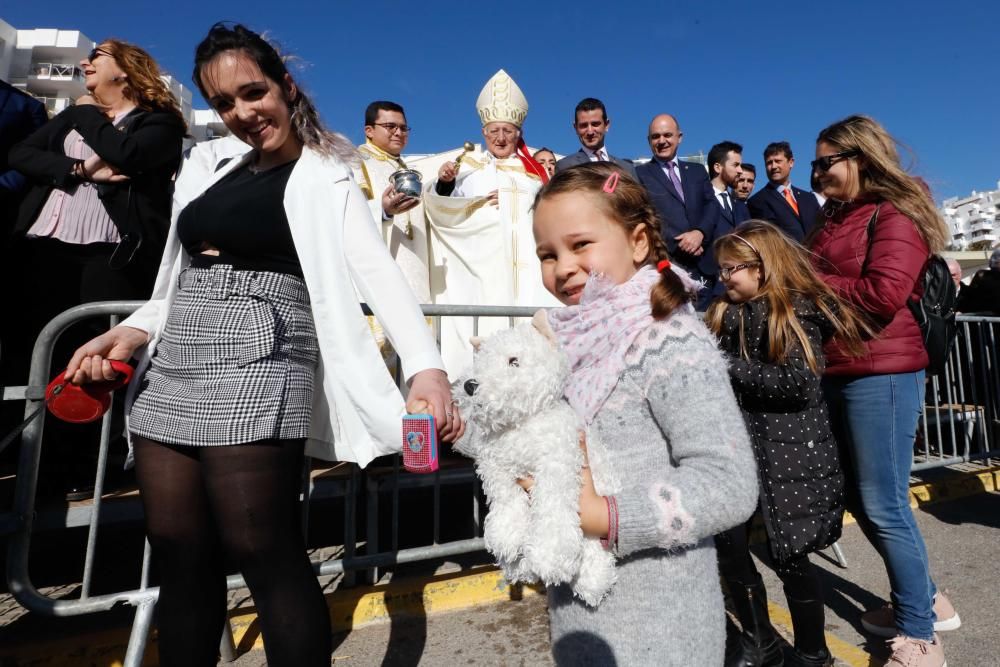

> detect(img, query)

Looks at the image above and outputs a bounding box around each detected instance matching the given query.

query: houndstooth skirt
[129,264,319,446]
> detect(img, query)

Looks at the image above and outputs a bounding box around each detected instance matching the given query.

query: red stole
[515,137,549,184]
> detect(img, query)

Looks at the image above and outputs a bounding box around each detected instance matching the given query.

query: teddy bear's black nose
[464,379,479,396]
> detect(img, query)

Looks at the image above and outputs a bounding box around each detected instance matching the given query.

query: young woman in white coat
[64,23,462,667]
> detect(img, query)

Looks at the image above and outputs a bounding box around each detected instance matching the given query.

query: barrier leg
[123,597,156,667]
[341,465,359,588]
[366,475,380,584]
[219,618,237,663]
[830,541,848,569]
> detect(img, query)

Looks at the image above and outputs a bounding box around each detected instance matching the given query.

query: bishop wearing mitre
[424,69,558,375]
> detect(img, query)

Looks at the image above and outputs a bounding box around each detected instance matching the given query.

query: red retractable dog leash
[0,360,134,454]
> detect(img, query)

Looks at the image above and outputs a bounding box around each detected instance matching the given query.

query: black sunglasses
[811,150,860,173]
[88,47,113,63]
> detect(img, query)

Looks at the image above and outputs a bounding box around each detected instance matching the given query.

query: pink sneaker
[861,592,961,638]
[886,634,946,667]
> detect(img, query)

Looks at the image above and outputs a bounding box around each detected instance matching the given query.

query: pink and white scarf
[545,265,699,424]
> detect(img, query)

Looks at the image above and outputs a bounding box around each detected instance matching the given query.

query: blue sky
[4,1,998,202]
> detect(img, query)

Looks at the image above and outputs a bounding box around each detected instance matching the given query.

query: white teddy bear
[452,315,617,606]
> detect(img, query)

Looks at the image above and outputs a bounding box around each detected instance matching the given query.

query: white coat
[120,146,445,467]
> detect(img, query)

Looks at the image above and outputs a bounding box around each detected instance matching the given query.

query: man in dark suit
[635,113,718,281]
[733,162,756,201]
[747,141,820,242]
[555,97,637,180]
[0,81,47,238]
[957,249,1000,315]
[699,141,751,307]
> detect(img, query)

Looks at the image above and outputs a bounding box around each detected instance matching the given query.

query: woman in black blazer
[8,38,185,292]
[3,38,185,498]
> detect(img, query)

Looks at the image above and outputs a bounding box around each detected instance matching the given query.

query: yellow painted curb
[768,601,874,667]
[0,569,541,666]
[4,466,995,665]
[228,567,543,652]
[841,464,1000,527]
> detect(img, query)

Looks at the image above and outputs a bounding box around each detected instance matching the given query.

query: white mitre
[476,69,529,128]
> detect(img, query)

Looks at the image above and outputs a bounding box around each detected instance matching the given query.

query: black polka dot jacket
[717,297,845,564]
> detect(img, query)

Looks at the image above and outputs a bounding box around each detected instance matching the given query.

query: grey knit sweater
[547,306,758,666]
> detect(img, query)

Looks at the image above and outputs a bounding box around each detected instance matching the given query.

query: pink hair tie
[657,259,671,272]
[602,171,620,194]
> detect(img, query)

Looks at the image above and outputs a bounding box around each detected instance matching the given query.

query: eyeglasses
[719,262,760,281]
[811,150,860,173]
[87,47,113,63]
[373,122,411,134]
[485,127,518,139]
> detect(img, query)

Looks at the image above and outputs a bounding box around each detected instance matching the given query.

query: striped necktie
[666,161,685,203]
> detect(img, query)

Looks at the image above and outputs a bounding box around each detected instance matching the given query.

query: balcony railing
[969,220,996,233]
[31,63,84,82]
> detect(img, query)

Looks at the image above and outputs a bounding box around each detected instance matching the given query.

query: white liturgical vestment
[423,150,560,375]
[352,140,430,303]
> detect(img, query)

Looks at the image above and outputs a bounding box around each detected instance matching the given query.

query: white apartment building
[0,18,224,144]
[0,22,91,115]
[941,183,1000,251]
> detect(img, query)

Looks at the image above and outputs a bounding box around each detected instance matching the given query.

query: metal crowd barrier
[915,315,1000,471]
[3,304,999,665]
[2,300,536,666]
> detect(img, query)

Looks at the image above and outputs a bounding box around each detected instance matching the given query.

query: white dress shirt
[583,145,610,162]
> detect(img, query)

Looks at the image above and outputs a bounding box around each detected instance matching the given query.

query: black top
[177,160,302,278]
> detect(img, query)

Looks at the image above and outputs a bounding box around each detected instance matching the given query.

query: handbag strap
[861,204,881,272]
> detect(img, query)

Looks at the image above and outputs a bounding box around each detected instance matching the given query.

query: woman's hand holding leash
[65,326,149,384]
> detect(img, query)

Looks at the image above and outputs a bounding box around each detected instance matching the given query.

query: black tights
[133,436,331,667]
[716,520,826,653]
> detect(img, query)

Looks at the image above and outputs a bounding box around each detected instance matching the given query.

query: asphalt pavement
[232,491,1000,666]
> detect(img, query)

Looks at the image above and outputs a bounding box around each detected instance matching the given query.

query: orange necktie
[783,187,800,216]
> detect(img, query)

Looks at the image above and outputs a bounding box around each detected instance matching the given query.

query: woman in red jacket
[809,115,957,667]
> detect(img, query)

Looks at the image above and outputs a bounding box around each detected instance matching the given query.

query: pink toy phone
[402,413,439,473]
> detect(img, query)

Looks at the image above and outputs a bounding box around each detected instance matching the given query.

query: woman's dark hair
[533,162,694,320]
[192,23,356,163]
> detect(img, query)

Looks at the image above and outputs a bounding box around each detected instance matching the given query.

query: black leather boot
[725,578,784,667]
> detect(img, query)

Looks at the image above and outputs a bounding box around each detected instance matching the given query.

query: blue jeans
[823,371,936,640]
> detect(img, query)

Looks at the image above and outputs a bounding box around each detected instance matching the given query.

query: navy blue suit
[635,158,719,276]
[697,190,751,308]
[1,81,47,235]
[555,149,638,181]
[747,182,821,242]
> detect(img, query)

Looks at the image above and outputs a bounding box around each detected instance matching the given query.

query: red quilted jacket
[810,200,929,376]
